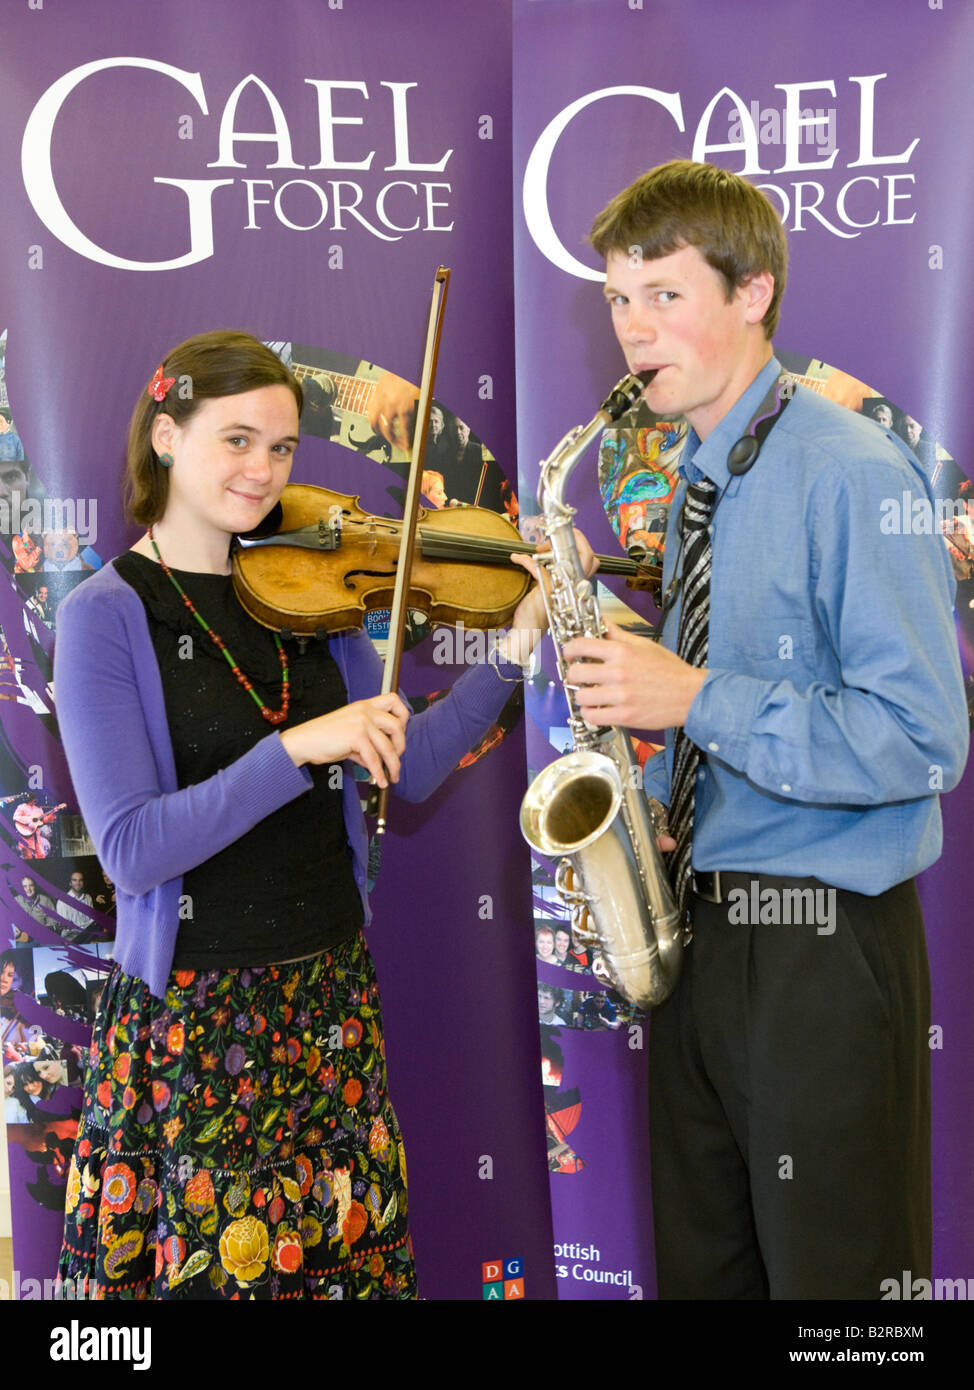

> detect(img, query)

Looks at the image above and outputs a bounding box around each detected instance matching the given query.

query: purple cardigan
[53,562,520,998]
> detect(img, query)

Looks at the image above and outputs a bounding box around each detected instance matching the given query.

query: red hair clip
[148,364,176,402]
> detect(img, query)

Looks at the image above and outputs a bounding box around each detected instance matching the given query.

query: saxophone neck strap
[726,370,795,476]
[655,371,796,628]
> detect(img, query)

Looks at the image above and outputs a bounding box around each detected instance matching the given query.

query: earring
[157,452,173,468]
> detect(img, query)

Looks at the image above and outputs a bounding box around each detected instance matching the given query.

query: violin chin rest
[237,501,284,541]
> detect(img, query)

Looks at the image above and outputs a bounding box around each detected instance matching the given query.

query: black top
[114,550,363,968]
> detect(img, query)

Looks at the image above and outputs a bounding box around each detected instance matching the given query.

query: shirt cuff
[233,731,315,817]
[683,668,763,771]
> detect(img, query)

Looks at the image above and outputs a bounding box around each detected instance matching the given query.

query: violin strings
[342,519,525,562]
[336,518,638,574]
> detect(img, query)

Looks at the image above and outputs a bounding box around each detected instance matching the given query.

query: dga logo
[482,1258,524,1300]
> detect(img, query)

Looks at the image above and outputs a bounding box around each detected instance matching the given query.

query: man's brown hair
[590,159,788,337]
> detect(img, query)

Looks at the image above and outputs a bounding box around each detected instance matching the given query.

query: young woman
[54,330,552,1300]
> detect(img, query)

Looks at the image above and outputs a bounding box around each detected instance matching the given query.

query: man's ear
[741,271,775,325]
[150,413,176,457]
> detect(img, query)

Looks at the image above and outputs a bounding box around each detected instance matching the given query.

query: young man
[563,160,968,1299]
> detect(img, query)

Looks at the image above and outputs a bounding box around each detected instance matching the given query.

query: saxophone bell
[521,748,682,1011]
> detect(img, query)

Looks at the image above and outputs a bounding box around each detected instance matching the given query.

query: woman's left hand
[506,529,598,662]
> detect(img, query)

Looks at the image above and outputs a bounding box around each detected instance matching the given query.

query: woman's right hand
[280,694,410,787]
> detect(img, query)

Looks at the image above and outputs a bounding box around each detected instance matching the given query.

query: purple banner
[1,0,555,1302]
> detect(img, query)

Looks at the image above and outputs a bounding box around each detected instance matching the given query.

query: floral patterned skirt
[57,931,415,1300]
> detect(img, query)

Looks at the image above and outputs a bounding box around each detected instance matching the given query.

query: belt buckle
[693,869,722,904]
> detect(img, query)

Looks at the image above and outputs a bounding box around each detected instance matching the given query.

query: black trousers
[648,875,931,1300]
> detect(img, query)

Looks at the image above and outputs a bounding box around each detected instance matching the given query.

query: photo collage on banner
[1,327,118,1296]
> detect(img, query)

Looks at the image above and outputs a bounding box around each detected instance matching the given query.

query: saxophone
[519,372,684,1010]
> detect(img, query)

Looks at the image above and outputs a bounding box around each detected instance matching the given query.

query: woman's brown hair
[124,330,304,525]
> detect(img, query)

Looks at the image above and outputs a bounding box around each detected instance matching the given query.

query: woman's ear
[150,413,176,458]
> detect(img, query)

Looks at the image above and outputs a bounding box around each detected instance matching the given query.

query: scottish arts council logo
[482,1257,525,1300]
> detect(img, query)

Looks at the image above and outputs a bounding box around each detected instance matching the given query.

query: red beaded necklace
[148,528,290,725]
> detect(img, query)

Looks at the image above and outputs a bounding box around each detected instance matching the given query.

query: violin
[232,482,661,637]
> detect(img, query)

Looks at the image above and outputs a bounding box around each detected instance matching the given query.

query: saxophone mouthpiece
[601,370,658,421]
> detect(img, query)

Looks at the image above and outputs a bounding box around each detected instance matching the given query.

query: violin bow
[367,266,451,833]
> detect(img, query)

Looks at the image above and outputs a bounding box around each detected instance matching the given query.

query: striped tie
[668,476,717,927]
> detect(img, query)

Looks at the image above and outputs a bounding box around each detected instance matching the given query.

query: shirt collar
[680,355,782,491]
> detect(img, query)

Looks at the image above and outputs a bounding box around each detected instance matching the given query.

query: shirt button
[781,783,792,792]
[708,741,719,752]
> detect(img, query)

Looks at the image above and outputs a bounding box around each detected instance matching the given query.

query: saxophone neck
[539,416,606,514]
[536,370,653,514]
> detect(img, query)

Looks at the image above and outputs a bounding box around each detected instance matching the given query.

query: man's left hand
[507,530,598,661]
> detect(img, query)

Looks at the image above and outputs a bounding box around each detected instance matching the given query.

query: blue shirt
[644,356,968,894]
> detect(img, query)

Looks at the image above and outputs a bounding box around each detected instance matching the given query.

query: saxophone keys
[571,906,601,952]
